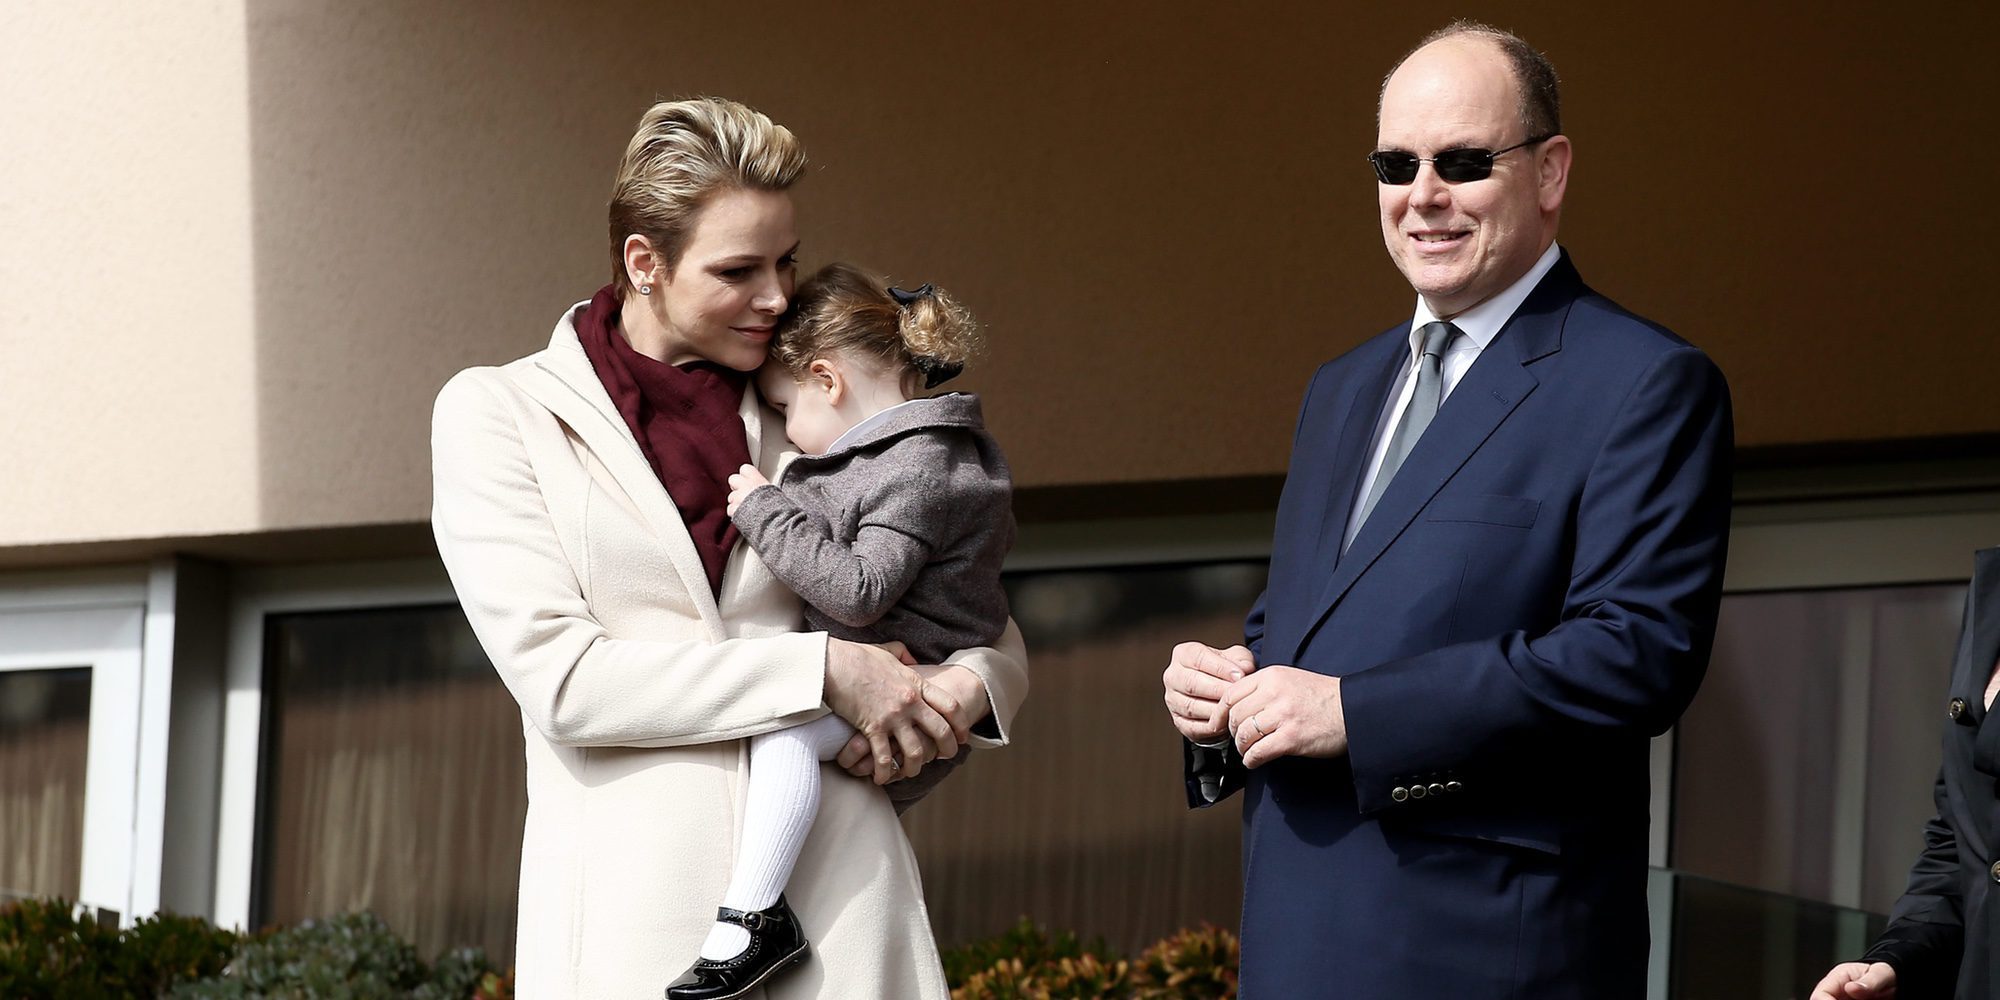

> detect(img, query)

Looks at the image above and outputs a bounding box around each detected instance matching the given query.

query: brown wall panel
[7,2,1994,547]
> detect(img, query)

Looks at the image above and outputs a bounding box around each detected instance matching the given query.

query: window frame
[211,558,456,931]
[0,568,149,923]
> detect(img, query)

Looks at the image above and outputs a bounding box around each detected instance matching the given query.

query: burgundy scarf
[574,284,751,597]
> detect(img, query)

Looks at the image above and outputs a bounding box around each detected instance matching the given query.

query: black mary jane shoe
[666,895,811,1000]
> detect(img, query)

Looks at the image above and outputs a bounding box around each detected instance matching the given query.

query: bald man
[1162,22,1732,998]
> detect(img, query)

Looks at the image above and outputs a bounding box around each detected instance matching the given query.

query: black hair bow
[913,355,963,389]
[888,283,935,306]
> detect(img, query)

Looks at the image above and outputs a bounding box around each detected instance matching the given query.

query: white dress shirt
[1342,242,1563,548]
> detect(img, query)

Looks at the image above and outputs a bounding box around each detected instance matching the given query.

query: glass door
[0,604,144,923]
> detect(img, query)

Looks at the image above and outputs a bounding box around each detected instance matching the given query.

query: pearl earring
[639,283,652,295]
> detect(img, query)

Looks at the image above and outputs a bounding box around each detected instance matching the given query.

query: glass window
[251,560,1271,964]
[905,560,1266,953]
[1672,583,1968,913]
[250,569,1976,970]
[256,606,524,963]
[0,667,92,903]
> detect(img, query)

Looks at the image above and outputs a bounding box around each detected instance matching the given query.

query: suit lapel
[1310,336,1409,571]
[1294,260,1577,655]
[516,312,726,631]
[1969,547,2000,702]
[1967,548,2000,781]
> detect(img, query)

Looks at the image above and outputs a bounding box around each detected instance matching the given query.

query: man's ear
[623,234,664,291]
[807,358,846,405]
[1536,135,1572,215]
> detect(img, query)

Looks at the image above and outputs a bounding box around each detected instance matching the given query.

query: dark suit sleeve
[1859,775,1967,996]
[1340,347,1732,813]
[1244,588,1267,663]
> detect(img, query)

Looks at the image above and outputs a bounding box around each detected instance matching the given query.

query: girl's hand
[725,464,770,516]
[915,664,986,748]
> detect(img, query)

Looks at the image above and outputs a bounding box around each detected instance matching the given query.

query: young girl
[665,263,1015,1000]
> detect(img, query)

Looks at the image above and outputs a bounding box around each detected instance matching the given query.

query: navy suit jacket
[1862,546,2000,999]
[1186,254,1733,998]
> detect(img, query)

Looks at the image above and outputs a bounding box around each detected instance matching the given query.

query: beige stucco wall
[1,1,259,547]
[4,2,1996,554]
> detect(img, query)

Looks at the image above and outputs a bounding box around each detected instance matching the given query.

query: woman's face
[645,188,799,371]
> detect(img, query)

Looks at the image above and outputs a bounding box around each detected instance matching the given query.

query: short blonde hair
[771,263,981,394]
[607,97,807,294]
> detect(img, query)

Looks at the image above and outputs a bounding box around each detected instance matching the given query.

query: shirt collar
[825,397,927,454]
[1409,241,1563,353]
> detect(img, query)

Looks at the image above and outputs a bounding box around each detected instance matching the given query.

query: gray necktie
[1351,320,1458,540]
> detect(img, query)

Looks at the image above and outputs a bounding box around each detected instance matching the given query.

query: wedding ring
[1248,715,1264,737]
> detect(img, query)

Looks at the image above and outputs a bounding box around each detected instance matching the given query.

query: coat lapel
[1969,547,2000,702]
[1310,338,1409,572]
[1967,547,2000,780]
[514,307,727,631]
[719,384,797,610]
[1295,260,1577,654]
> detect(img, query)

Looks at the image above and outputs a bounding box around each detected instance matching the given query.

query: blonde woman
[656,264,1012,999]
[430,98,1027,999]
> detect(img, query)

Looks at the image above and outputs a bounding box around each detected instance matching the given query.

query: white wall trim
[0,566,147,611]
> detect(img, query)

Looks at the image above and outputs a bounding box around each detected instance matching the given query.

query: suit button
[1950,698,1968,721]
[1990,860,2000,884]
[1409,784,1428,800]
[1445,781,1464,794]
[1427,783,1446,797]
[1392,786,1410,803]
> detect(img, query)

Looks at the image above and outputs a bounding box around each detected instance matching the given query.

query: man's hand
[725,463,770,516]
[823,638,960,785]
[1220,665,1348,768]
[1162,642,1255,743]
[1809,962,1897,999]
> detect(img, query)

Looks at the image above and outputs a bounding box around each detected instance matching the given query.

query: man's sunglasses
[1367,134,1555,185]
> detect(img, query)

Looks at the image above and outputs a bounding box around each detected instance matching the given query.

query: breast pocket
[1424,493,1541,529]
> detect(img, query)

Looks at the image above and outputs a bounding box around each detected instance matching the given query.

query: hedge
[4,899,1233,999]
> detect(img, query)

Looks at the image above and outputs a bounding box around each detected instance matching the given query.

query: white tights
[698,713,856,961]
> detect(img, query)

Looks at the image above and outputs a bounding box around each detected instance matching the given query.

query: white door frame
[0,568,149,923]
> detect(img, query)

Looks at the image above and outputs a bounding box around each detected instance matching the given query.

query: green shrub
[954,954,1136,1000]
[168,912,505,1000]
[942,918,1111,988]
[1130,924,1237,1000]
[0,897,239,999]
[945,919,1238,1000]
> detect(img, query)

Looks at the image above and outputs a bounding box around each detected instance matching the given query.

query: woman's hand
[1808,962,1896,999]
[725,464,770,516]
[824,638,962,785]
[836,663,990,780]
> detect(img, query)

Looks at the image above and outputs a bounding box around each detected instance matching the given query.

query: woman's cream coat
[431,303,1028,998]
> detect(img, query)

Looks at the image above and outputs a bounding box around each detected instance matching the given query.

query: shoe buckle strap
[716,906,767,931]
